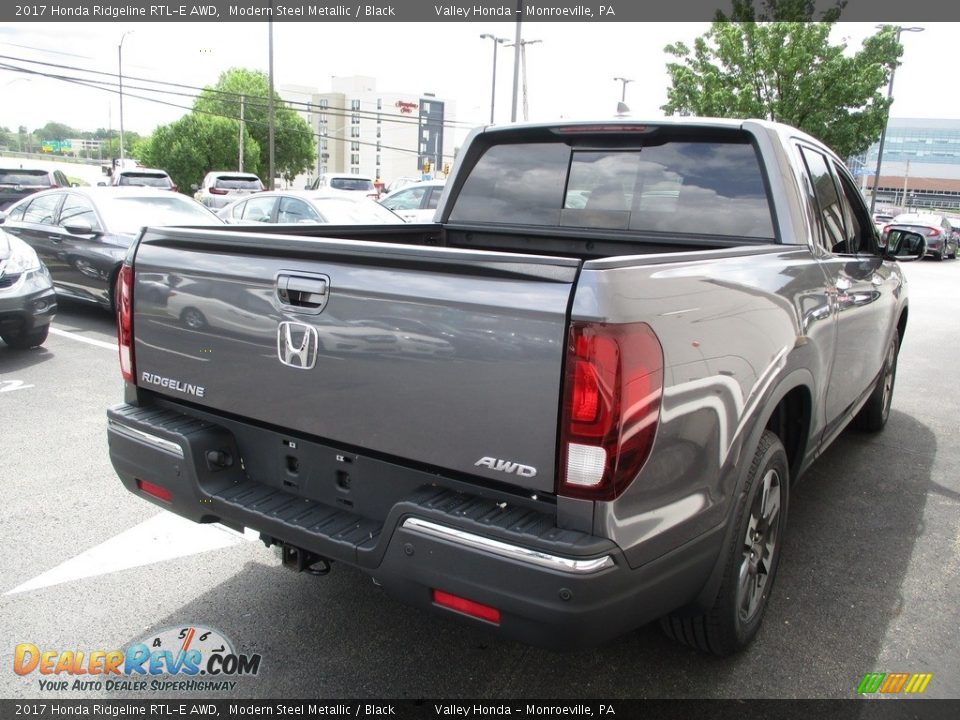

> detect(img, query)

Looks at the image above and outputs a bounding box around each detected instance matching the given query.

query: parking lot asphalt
[0,260,957,700]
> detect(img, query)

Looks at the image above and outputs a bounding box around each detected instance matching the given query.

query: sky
[0,20,957,149]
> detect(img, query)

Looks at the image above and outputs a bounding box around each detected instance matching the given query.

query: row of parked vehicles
[0,161,446,351]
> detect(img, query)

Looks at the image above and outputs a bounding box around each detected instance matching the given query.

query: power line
[0,61,456,161]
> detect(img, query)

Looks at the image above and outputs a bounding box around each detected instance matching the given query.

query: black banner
[2,0,960,23]
[2,700,960,720]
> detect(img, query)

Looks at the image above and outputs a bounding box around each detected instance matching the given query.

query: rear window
[329,178,374,192]
[0,170,52,187]
[118,173,172,188]
[449,136,775,239]
[213,176,263,191]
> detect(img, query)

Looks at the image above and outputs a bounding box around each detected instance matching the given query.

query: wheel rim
[184,310,204,329]
[738,468,782,623]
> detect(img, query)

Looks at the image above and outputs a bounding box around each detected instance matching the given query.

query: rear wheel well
[764,386,811,483]
[897,308,908,348]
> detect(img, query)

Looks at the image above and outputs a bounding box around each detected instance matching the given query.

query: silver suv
[193,172,264,209]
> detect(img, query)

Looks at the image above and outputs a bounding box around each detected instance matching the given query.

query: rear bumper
[107,402,720,649]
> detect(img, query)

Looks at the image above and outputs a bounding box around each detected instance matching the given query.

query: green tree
[662,21,901,158]
[0,126,13,149]
[34,121,79,140]
[193,68,315,184]
[138,113,260,193]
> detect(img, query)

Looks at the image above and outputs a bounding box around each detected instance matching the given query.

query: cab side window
[831,162,880,256]
[799,148,846,253]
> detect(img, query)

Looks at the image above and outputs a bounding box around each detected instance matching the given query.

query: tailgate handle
[277,273,330,313]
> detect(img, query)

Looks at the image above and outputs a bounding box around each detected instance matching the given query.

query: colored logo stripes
[857,672,933,694]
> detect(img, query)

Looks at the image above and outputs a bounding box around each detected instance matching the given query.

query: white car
[217,191,404,225]
[305,173,379,199]
[109,167,177,192]
[378,180,446,223]
[193,171,264,209]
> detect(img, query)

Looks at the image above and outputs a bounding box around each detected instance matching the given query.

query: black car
[0,187,223,310]
[0,167,71,211]
[0,228,56,349]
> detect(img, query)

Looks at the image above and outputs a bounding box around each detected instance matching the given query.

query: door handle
[47,235,63,243]
[276,272,330,314]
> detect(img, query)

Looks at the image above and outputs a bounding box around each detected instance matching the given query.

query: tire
[2,324,49,350]
[661,430,789,655]
[854,329,899,432]
[181,307,207,331]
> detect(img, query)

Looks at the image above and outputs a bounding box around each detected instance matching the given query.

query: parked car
[0,187,222,309]
[0,167,72,210]
[192,171,264,209]
[379,180,446,223]
[0,228,56,348]
[947,217,960,245]
[885,212,957,260]
[217,191,404,225]
[110,168,177,192]
[305,173,379,199]
[384,176,422,194]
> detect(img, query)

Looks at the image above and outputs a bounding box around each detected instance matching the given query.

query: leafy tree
[193,68,315,183]
[662,20,901,158]
[34,121,79,140]
[717,0,846,21]
[138,113,260,193]
[0,126,13,149]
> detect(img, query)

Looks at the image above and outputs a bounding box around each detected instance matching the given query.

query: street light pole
[505,39,541,122]
[869,25,924,215]
[118,30,135,164]
[480,33,508,124]
[613,77,633,104]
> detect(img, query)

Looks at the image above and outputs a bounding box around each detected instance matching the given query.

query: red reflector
[432,589,501,625]
[136,479,172,502]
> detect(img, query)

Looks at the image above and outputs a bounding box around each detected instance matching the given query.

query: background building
[281,76,455,189]
[849,118,960,212]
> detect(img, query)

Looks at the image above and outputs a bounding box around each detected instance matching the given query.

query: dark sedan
[0,228,56,349]
[0,187,223,310]
[885,212,957,261]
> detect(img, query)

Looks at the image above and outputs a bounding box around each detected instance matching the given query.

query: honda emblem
[277,321,319,369]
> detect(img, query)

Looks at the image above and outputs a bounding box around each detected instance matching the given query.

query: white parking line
[4,513,257,596]
[49,327,117,351]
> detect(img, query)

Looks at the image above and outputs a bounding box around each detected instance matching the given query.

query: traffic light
[422,161,432,174]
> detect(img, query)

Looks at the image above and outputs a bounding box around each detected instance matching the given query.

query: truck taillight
[559,322,663,501]
[209,187,228,195]
[117,263,135,383]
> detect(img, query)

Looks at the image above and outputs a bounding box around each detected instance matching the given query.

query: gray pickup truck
[107,119,922,654]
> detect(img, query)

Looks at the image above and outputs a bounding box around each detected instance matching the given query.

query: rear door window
[449,136,774,239]
[21,193,63,225]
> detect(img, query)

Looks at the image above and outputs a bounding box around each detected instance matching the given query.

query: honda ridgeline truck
[107,119,922,654]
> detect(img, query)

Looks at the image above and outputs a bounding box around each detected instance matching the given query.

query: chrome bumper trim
[108,419,185,458]
[402,517,615,575]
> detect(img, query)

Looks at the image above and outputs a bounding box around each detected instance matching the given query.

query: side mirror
[885,230,926,262]
[63,219,96,235]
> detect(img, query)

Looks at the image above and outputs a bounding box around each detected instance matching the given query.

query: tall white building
[280,76,455,189]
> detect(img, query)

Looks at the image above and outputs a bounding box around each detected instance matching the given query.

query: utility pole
[480,34,509,124]
[118,30,134,163]
[506,39,541,122]
[267,8,276,190]
[239,95,245,172]
[869,25,924,215]
[510,1,522,122]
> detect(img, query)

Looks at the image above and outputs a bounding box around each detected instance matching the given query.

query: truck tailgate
[131,228,580,493]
